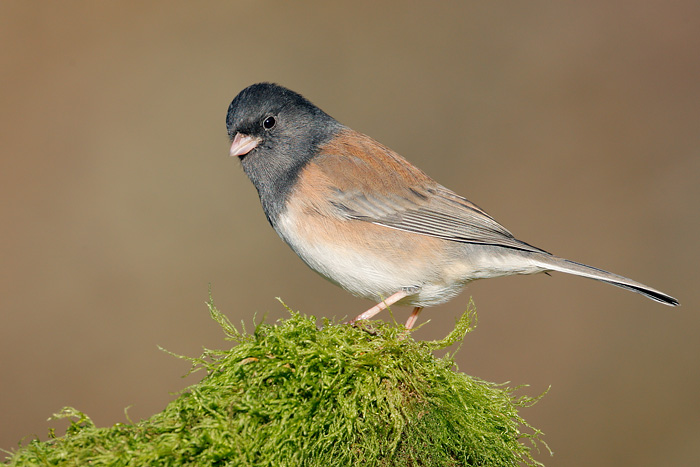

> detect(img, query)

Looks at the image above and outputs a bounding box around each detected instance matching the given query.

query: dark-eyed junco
[226,83,679,329]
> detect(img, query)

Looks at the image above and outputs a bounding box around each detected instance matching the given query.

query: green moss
[4,297,548,466]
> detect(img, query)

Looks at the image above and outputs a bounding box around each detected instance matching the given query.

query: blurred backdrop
[1,2,698,465]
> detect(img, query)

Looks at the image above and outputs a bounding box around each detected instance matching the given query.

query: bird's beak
[229,133,261,157]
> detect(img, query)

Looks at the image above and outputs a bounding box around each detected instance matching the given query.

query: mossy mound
[4,298,547,466]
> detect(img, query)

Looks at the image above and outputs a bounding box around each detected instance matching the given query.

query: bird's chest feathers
[270,172,462,305]
[269,175,402,296]
[273,184,383,293]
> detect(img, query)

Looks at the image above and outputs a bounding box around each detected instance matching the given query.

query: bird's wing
[309,129,548,254]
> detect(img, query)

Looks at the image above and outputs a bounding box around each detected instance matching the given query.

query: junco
[226,83,679,329]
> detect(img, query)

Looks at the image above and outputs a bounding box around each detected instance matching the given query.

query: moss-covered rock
[4,298,547,466]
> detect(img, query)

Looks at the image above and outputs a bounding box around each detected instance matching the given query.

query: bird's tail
[531,255,679,306]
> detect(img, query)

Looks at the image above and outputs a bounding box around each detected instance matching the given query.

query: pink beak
[229,133,261,157]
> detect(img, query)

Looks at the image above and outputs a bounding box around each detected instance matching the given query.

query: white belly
[273,203,547,307]
[274,212,469,306]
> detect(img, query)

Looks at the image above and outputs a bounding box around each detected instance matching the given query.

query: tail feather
[533,256,679,306]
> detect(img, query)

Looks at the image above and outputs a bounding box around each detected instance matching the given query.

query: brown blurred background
[1,2,698,465]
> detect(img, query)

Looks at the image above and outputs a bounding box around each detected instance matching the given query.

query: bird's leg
[404,306,423,330]
[348,290,409,325]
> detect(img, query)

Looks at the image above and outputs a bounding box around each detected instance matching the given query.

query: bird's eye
[262,116,276,130]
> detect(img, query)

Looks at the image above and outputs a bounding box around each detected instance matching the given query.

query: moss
[3,297,548,466]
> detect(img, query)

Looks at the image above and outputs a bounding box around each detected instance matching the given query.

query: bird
[226,82,679,329]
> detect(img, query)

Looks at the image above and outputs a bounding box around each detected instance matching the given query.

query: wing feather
[312,129,548,254]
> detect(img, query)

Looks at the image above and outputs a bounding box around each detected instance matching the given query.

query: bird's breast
[272,179,467,306]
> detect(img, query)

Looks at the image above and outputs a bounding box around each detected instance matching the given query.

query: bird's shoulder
[308,128,435,195]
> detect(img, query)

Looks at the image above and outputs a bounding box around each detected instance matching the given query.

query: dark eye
[262,116,276,130]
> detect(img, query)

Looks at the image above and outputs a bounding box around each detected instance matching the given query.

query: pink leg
[404,306,423,330]
[348,290,409,324]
